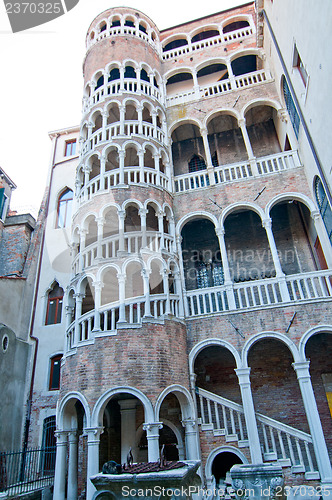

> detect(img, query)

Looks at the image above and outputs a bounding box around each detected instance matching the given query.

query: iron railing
[0,447,56,496]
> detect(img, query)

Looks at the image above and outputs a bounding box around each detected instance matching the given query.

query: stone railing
[81,121,166,155]
[66,293,180,350]
[77,167,170,205]
[196,387,319,478]
[166,69,272,107]
[72,232,174,274]
[83,79,162,113]
[185,269,332,317]
[174,150,301,193]
[162,26,254,61]
[87,25,158,52]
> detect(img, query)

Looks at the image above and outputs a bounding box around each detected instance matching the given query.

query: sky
[0,0,244,216]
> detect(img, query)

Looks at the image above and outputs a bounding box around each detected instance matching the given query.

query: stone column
[119,104,125,135]
[86,427,104,500]
[96,217,104,259]
[99,154,106,191]
[215,228,236,310]
[139,208,147,248]
[176,234,189,317]
[174,270,185,318]
[74,293,84,345]
[154,154,161,186]
[92,281,102,332]
[118,150,125,186]
[101,111,107,142]
[53,431,68,500]
[157,210,165,250]
[119,400,137,463]
[235,367,263,463]
[118,209,125,253]
[182,418,199,460]
[142,268,152,318]
[262,218,290,301]
[138,150,145,183]
[143,422,163,462]
[293,361,332,486]
[119,65,125,91]
[201,127,215,186]
[67,431,78,500]
[117,273,127,325]
[151,110,158,139]
[137,105,143,134]
[238,118,255,159]
[226,60,236,89]
[162,269,171,315]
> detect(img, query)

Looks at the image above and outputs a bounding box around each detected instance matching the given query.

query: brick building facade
[2,1,331,499]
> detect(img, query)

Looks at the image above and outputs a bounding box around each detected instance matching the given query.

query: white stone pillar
[176,234,190,317]
[119,399,137,463]
[96,217,104,259]
[138,150,145,183]
[143,422,163,462]
[137,105,143,134]
[182,418,199,460]
[235,368,263,464]
[226,60,236,90]
[142,268,152,318]
[151,110,158,139]
[157,210,165,250]
[174,270,185,318]
[74,293,84,345]
[86,427,104,500]
[262,218,290,301]
[154,155,161,186]
[99,154,106,191]
[67,431,78,500]
[118,209,125,253]
[215,228,236,310]
[119,65,125,91]
[139,208,147,248]
[119,104,125,135]
[293,361,332,487]
[119,150,125,186]
[117,273,127,325]
[92,281,102,332]
[162,269,171,315]
[238,118,255,160]
[101,111,107,142]
[200,127,213,168]
[53,431,68,500]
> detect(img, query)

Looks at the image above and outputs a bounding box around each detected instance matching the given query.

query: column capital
[238,118,246,128]
[117,272,126,283]
[200,127,208,137]
[118,208,125,218]
[141,268,151,279]
[181,418,196,430]
[292,360,311,379]
[55,430,69,443]
[262,218,272,229]
[138,208,148,217]
[92,280,103,290]
[118,150,126,159]
[85,427,104,442]
[215,227,225,237]
[95,216,105,225]
[68,430,78,442]
[310,209,321,221]
[143,422,163,433]
[65,305,75,313]
[277,108,288,123]
[73,292,85,301]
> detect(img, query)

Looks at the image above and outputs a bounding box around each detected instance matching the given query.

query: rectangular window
[293,45,308,87]
[49,355,62,390]
[0,188,8,221]
[65,139,77,157]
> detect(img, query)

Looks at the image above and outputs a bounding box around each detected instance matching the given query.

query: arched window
[41,416,56,472]
[45,282,64,325]
[315,177,332,245]
[49,355,62,390]
[189,155,206,172]
[57,188,73,228]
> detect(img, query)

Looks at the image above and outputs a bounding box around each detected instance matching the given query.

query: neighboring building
[3,1,332,499]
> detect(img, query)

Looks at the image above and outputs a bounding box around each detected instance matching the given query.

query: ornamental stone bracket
[230,463,285,500]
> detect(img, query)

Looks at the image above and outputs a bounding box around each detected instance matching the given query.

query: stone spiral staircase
[196,387,320,480]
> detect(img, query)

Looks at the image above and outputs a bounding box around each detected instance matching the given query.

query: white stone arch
[220,202,265,228]
[163,202,174,218]
[162,33,190,51]
[176,210,219,237]
[241,98,283,121]
[189,23,221,41]
[299,325,332,362]
[77,272,96,296]
[142,141,158,156]
[122,139,143,154]
[241,331,300,367]
[121,198,144,212]
[146,255,167,273]
[122,96,140,110]
[155,385,195,421]
[84,149,102,164]
[96,262,122,283]
[104,98,121,115]
[168,117,204,138]
[90,68,105,87]
[265,192,317,219]
[123,58,139,75]
[164,66,195,82]
[189,338,242,376]
[205,445,248,484]
[167,257,180,275]
[195,57,229,74]
[104,60,122,75]
[100,201,121,220]
[229,47,262,63]
[144,198,162,212]
[122,256,145,275]
[81,211,99,231]
[221,13,254,31]
[91,386,154,427]
[204,108,241,130]
[102,142,121,159]
[96,18,108,33]
[57,391,91,430]
[88,107,103,125]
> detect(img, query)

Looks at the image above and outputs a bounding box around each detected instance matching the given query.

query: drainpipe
[22,133,59,452]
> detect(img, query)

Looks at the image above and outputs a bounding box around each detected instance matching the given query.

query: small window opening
[189,155,206,173]
[49,355,62,390]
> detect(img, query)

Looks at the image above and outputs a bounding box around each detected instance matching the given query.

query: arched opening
[181,219,223,290]
[101,268,119,306]
[197,63,228,87]
[171,123,205,177]
[81,279,95,315]
[105,148,119,172]
[163,38,188,52]
[103,206,118,239]
[99,394,145,468]
[95,75,104,90]
[107,103,120,125]
[144,147,155,169]
[223,20,250,33]
[244,105,281,158]
[149,260,164,295]
[125,104,138,121]
[191,29,219,43]
[124,65,136,79]
[85,216,98,246]
[207,113,247,165]
[124,147,139,167]
[212,451,243,488]
[146,205,158,231]
[108,68,120,82]
[125,261,143,299]
[305,332,332,460]
[231,55,257,76]
[142,104,152,124]
[270,201,321,276]
[88,155,100,181]
[166,72,193,96]
[224,209,272,282]
[125,205,141,232]
[140,68,150,83]
[188,154,206,173]
[92,113,102,134]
